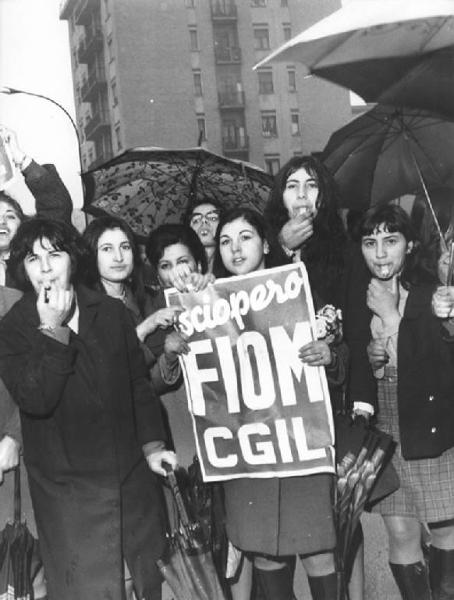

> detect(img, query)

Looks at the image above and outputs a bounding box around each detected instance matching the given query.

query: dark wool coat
[344,256,454,460]
[0,286,168,600]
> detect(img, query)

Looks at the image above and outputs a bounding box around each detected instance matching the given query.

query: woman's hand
[298,340,332,367]
[0,125,26,165]
[432,286,454,319]
[367,338,388,371]
[279,213,313,251]
[0,435,20,484]
[366,278,400,325]
[37,282,74,329]
[170,267,215,293]
[164,331,190,363]
[136,306,182,341]
[146,449,178,477]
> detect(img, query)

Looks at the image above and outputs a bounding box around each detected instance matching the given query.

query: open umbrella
[82,146,273,241]
[0,467,41,600]
[254,0,454,118]
[321,105,454,216]
[157,465,227,600]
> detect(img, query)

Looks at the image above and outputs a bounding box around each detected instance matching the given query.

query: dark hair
[264,155,346,303]
[0,193,26,223]
[183,197,223,227]
[145,224,208,281]
[82,216,146,312]
[8,218,87,292]
[212,207,289,277]
[359,204,437,287]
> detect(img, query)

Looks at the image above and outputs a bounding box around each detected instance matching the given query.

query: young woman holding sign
[347,204,454,600]
[213,207,347,600]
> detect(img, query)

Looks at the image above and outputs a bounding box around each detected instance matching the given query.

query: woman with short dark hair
[0,217,176,600]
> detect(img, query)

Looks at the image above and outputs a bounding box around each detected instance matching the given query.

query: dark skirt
[223,472,336,557]
[373,368,454,523]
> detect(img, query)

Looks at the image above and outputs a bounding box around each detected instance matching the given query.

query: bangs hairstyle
[183,197,224,227]
[82,216,146,311]
[212,207,289,277]
[359,204,436,288]
[0,193,26,223]
[8,218,87,292]
[145,223,208,279]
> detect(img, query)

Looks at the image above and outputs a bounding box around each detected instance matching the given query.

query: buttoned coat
[344,261,454,460]
[0,286,167,600]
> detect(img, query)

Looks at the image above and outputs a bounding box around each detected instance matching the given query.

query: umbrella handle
[14,464,21,523]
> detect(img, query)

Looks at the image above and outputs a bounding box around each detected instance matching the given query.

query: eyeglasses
[190,211,220,226]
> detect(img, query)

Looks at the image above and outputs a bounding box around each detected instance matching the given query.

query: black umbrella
[0,466,41,600]
[157,464,227,600]
[82,146,273,242]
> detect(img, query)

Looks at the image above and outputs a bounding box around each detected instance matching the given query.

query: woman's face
[189,203,220,248]
[24,237,72,294]
[157,243,198,288]
[282,167,320,219]
[0,200,21,253]
[97,228,134,284]
[361,224,413,280]
[219,217,268,276]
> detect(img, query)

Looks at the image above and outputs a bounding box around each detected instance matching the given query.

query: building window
[261,111,278,137]
[287,67,296,92]
[283,24,292,41]
[251,0,266,6]
[291,110,300,136]
[189,28,198,51]
[193,71,203,96]
[258,70,274,94]
[115,123,122,151]
[197,115,207,142]
[253,27,270,50]
[111,79,118,107]
[107,37,114,62]
[265,156,280,175]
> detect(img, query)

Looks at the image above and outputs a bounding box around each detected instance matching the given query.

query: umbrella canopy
[321,105,454,210]
[82,147,273,241]
[254,0,454,118]
[0,468,41,600]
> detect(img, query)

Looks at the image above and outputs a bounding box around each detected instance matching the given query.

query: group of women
[0,125,454,600]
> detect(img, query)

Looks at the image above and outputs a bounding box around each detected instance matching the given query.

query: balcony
[85,110,110,141]
[77,29,103,63]
[75,0,96,25]
[210,0,237,20]
[81,67,107,102]
[214,46,241,64]
[218,90,245,109]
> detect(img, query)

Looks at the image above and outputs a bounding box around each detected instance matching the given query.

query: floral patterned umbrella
[82,147,273,241]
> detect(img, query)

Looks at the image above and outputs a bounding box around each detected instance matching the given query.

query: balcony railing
[210,0,237,19]
[218,90,245,109]
[222,134,249,152]
[214,46,241,64]
[85,110,110,140]
[77,29,103,63]
[81,67,107,102]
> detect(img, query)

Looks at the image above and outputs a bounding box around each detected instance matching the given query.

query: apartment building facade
[60,0,352,173]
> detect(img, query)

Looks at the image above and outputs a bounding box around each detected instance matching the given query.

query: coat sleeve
[121,306,166,445]
[0,305,77,416]
[0,378,21,444]
[23,160,73,224]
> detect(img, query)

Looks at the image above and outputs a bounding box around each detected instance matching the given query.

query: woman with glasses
[185,199,222,273]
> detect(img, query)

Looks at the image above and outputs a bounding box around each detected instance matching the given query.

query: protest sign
[0,137,16,191]
[165,263,335,482]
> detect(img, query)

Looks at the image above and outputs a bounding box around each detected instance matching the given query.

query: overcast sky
[0,0,83,210]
